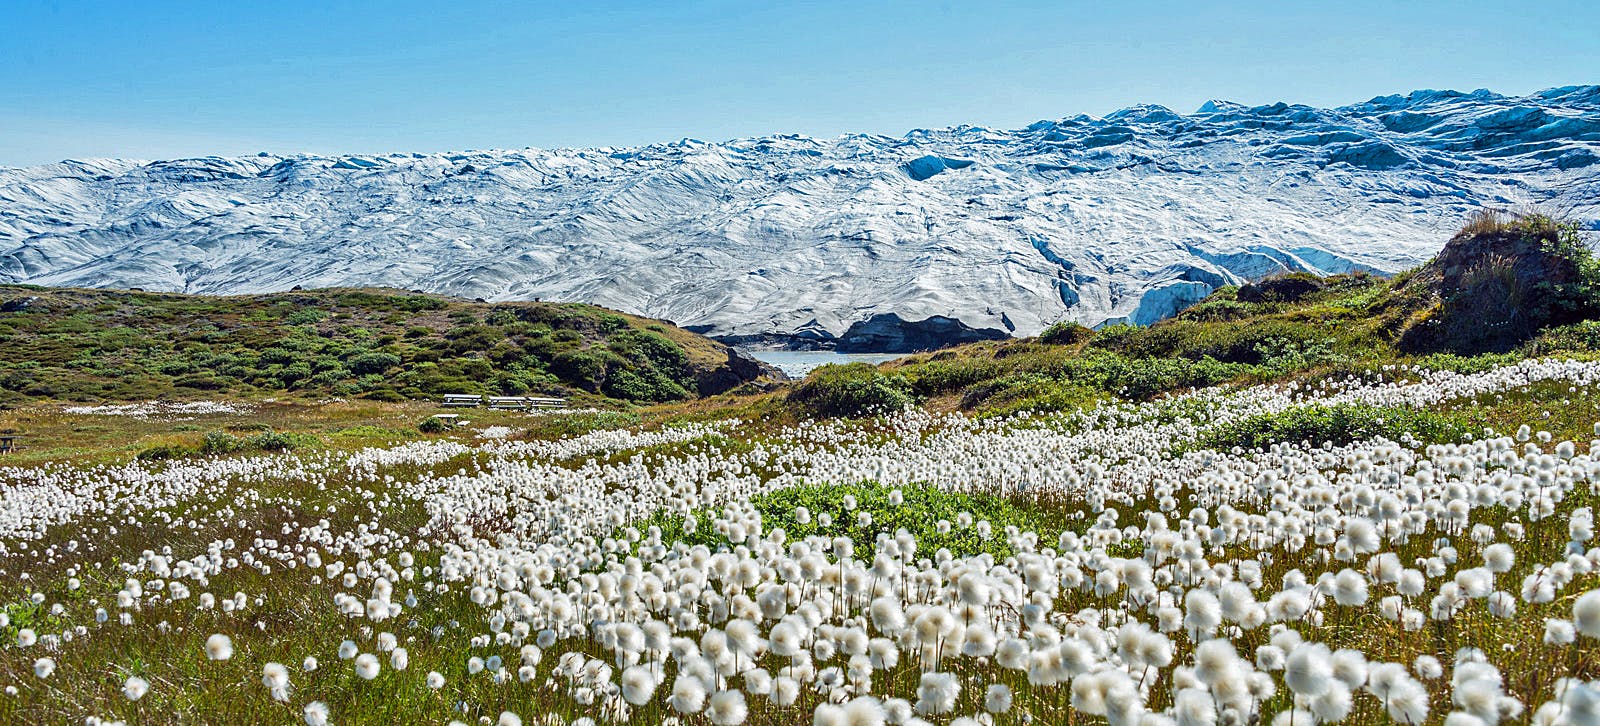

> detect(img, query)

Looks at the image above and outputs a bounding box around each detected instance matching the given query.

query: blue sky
[2,0,1596,167]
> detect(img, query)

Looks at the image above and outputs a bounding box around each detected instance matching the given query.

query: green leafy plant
[635,481,1080,560]
[1190,403,1472,452]
[787,363,913,418]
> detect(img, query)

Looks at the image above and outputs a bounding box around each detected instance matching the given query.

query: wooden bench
[441,394,483,407]
[0,435,18,454]
[485,396,568,410]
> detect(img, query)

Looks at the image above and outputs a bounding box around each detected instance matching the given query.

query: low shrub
[787,363,913,418]
[417,416,452,434]
[200,431,245,455]
[200,429,321,455]
[1037,321,1093,346]
[136,443,194,462]
[1192,403,1472,452]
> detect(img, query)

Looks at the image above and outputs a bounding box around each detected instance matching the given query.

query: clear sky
[2,0,1597,167]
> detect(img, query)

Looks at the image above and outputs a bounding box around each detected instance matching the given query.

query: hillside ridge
[0,284,775,405]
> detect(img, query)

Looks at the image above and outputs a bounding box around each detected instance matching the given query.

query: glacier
[1,85,1598,348]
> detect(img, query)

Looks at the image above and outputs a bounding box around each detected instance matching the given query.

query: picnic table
[0,435,19,454]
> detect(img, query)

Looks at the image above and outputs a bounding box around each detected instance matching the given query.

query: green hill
[0,286,774,406]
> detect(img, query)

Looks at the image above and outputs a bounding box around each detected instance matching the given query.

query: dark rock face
[694,348,786,393]
[711,332,837,351]
[0,296,39,313]
[1396,226,1596,354]
[836,313,1011,353]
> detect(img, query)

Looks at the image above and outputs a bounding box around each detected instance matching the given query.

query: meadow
[1,356,1598,725]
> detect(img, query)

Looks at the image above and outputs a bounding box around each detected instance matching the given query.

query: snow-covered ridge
[2,86,1597,345]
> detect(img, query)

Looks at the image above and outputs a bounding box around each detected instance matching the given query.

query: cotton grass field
[3,358,1600,725]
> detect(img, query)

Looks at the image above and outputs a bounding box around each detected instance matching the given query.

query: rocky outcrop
[835,313,1010,353]
[1396,218,1597,354]
[695,348,786,392]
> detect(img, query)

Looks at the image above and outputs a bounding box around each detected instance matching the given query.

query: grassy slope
[0,285,766,407]
[791,262,1600,421]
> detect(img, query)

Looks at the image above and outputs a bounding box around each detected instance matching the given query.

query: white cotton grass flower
[17,629,36,647]
[262,662,292,702]
[304,701,330,726]
[497,712,521,726]
[1272,709,1317,726]
[1285,643,1333,696]
[985,684,1012,713]
[1545,619,1577,645]
[33,657,55,678]
[205,633,234,661]
[1184,589,1222,639]
[621,665,657,705]
[1483,543,1515,573]
[1414,655,1444,680]
[672,675,707,713]
[1331,569,1369,606]
[123,675,150,701]
[1383,679,1431,724]
[996,638,1029,671]
[1174,688,1216,725]
[338,640,358,659]
[916,672,960,715]
[770,676,799,707]
[426,671,446,689]
[1308,683,1354,723]
[1256,645,1286,671]
[812,703,847,726]
[1487,591,1517,618]
[354,653,380,680]
[1329,649,1368,689]
[706,690,747,725]
[1574,589,1600,638]
[842,696,886,724]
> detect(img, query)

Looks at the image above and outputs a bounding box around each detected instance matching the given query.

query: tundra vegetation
[0,215,1599,725]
